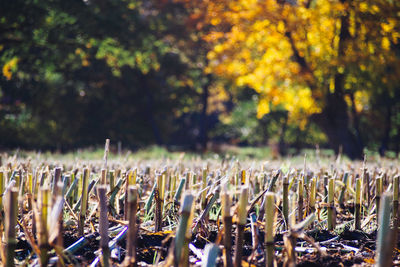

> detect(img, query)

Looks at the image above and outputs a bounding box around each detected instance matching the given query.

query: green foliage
[0,0,207,150]
[212,94,327,149]
[213,98,266,145]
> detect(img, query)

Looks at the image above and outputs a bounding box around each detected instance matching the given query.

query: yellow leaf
[211,17,221,26]
[257,98,270,118]
[241,260,257,267]
[359,2,368,12]
[214,44,224,53]
[82,58,90,67]
[127,2,136,9]
[364,258,375,264]
[381,37,390,50]
[277,21,285,33]
[2,57,18,80]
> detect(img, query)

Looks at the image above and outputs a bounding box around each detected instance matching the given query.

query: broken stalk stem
[173,193,194,267]
[376,176,382,220]
[297,179,304,222]
[5,188,18,267]
[221,192,233,267]
[327,178,335,230]
[79,168,89,236]
[283,175,289,229]
[234,187,248,267]
[124,186,138,267]
[376,193,394,267]
[97,185,110,267]
[354,178,362,230]
[265,192,275,267]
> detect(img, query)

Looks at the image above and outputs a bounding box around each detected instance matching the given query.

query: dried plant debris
[0,144,399,266]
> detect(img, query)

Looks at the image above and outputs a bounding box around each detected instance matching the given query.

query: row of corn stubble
[0,143,399,266]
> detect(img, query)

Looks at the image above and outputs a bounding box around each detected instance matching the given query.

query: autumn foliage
[181,0,400,158]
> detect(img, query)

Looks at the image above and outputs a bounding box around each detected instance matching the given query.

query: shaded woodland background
[1,0,400,159]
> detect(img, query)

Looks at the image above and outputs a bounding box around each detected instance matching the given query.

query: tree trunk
[379,99,392,156]
[278,114,288,156]
[312,1,363,160]
[142,76,163,146]
[349,92,364,151]
[312,93,363,160]
[199,74,211,151]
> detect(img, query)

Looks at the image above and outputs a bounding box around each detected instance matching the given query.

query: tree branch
[284,30,317,92]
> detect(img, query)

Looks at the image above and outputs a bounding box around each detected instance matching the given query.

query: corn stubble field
[1,142,400,266]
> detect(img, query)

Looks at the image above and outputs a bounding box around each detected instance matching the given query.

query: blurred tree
[0,0,206,150]
[189,0,400,159]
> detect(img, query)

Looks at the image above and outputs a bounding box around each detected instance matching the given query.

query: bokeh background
[1,0,399,159]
